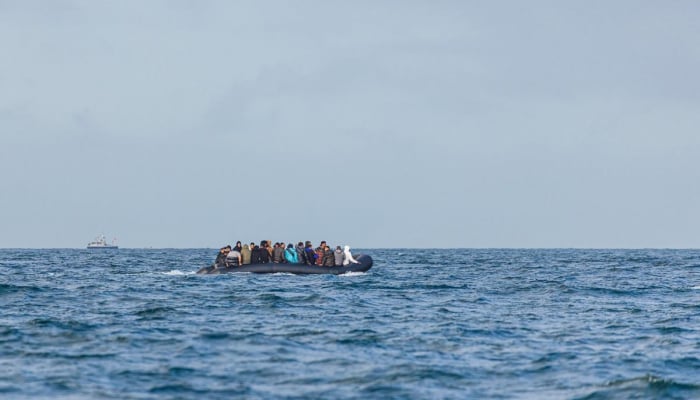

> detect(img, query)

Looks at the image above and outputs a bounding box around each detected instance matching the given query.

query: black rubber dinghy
[196,254,373,275]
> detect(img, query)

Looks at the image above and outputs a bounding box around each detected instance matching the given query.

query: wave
[576,375,700,400]
[199,332,232,340]
[135,306,177,319]
[0,283,43,295]
[5,248,700,399]
[339,271,366,277]
[28,318,95,332]
[162,270,196,276]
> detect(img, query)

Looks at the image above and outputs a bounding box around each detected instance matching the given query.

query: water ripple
[2,248,700,398]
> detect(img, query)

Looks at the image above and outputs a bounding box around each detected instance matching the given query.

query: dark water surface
[1,249,700,399]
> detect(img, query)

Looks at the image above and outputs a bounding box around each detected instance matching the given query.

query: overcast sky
[1,1,699,248]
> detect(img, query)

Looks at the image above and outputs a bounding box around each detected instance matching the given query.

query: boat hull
[196,254,373,275]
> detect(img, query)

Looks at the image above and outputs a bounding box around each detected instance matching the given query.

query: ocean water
[1,248,700,399]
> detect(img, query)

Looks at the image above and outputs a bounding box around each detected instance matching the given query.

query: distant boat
[87,234,118,249]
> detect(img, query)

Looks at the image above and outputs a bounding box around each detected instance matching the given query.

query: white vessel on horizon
[87,234,118,249]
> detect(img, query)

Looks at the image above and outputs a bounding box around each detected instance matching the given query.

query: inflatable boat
[196,254,373,275]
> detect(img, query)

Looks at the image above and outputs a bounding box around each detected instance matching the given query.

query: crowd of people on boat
[213,240,360,269]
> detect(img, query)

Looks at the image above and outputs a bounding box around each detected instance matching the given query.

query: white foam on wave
[691,285,700,290]
[339,271,366,277]
[162,270,196,276]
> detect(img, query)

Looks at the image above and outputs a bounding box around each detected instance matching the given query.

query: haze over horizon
[1,1,699,249]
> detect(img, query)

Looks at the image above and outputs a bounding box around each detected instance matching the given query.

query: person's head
[236,241,242,247]
[336,246,341,251]
[320,241,326,247]
[287,243,294,249]
[260,240,267,247]
[344,245,350,251]
[225,245,232,250]
[298,242,303,247]
[280,242,285,248]
[243,244,249,250]
[250,242,255,247]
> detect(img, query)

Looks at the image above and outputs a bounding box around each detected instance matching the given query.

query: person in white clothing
[343,245,360,265]
[226,248,242,267]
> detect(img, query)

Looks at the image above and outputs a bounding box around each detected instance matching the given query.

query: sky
[1,1,699,248]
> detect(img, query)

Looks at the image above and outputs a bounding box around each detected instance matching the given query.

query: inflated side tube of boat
[196,254,373,275]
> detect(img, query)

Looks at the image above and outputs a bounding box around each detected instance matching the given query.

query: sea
[1,248,699,399]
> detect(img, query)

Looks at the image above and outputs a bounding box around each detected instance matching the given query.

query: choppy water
[1,248,700,399]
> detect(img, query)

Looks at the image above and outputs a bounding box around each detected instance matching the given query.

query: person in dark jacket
[315,241,328,266]
[296,242,307,264]
[214,247,229,268]
[258,241,271,263]
[272,242,285,263]
[304,242,317,266]
[322,245,335,267]
[250,245,262,264]
[278,242,287,262]
[233,241,243,253]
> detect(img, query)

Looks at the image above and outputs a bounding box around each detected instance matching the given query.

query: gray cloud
[1,1,699,248]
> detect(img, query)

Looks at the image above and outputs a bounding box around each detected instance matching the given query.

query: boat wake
[162,270,196,276]
[339,271,367,277]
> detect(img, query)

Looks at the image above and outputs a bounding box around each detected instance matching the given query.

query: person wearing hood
[250,241,271,264]
[343,245,360,265]
[284,243,299,264]
[295,242,307,265]
[241,244,251,265]
[258,240,271,263]
[304,241,317,266]
[250,245,262,264]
